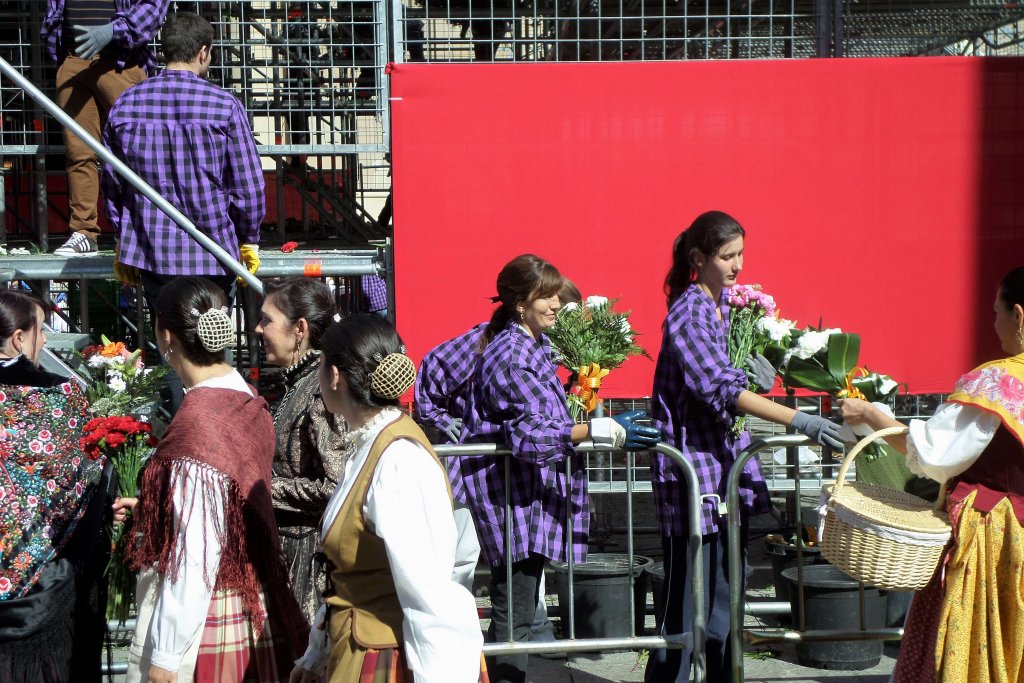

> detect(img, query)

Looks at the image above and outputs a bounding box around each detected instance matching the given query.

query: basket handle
[831,425,949,511]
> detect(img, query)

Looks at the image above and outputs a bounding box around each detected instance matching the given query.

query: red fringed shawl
[128,386,308,652]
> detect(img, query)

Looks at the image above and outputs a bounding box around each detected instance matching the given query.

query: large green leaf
[782,357,839,393]
[825,333,860,386]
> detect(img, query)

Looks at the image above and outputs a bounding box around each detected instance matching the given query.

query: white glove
[590,417,626,449]
[837,402,895,443]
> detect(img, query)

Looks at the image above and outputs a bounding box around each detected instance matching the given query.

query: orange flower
[100,341,127,358]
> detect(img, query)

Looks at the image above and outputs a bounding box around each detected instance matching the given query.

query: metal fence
[394,0,1024,63]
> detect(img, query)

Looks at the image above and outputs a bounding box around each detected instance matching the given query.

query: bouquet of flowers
[81,415,158,623]
[726,284,794,435]
[766,325,903,460]
[547,296,650,421]
[79,336,166,417]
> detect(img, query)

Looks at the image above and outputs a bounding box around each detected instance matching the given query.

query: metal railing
[726,433,904,682]
[434,441,705,677]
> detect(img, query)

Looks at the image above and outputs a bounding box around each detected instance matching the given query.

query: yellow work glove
[113,246,141,285]
[238,243,261,285]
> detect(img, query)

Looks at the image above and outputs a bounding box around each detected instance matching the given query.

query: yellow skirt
[934,493,1024,682]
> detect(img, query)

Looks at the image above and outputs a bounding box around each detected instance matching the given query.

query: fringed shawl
[128,386,308,650]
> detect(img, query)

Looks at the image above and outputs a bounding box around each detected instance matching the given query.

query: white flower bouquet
[79,336,166,417]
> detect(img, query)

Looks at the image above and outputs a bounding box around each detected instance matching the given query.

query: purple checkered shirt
[459,322,588,567]
[42,0,167,75]
[414,323,488,504]
[361,275,388,313]
[649,286,771,537]
[102,69,264,276]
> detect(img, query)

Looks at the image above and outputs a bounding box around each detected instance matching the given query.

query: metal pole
[0,55,263,293]
[728,434,811,681]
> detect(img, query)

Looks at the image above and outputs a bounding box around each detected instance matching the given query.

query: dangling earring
[292,335,302,366]
[516,307,525,320]
[162,346,174,364]
[1016,327,1024,353]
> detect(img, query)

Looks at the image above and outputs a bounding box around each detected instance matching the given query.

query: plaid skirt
[128,577,296,683]
[351,648,490,683]
[193,590,295,683]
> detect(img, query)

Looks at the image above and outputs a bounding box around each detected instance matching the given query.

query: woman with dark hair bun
[256,278,352,623]
[840,266,1024,683]
[0,289,110,682]
[460,254,659,683]
[124,276,307,683]
[290,314,485,683]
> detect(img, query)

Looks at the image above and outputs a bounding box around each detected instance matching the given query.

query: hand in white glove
[836,401,895,443]
[590,417,626,449]
[74,23,115,59]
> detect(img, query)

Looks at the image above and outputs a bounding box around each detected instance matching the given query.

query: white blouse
[906,402,1002,483]
[137,370,250,672]
[297,408,482,683]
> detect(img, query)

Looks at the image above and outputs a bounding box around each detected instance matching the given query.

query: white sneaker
[54,233,98,256]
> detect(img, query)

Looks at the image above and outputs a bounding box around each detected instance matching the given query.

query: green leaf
[825,333,860,386]
[782,357,840,393]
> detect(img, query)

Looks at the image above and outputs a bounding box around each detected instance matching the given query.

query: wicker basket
[820,426,952,591]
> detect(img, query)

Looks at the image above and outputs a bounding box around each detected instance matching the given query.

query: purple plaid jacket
[361,275,388,313]
[102,69,264,275]
[649,286,771,537]
[42,0,167,75]
[459,322,588,567]
[415,323,488,505]
[415,323,488,440]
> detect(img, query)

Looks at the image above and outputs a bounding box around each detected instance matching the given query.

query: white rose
[877,376,898,397]
[561,301,579,313]
[792,330,831,359]
[584,295,609,309]
[755,317,794,343]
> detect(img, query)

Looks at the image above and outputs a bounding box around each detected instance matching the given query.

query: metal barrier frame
[433,441,707,680]
[725,434,904,681]
[98,441,706,679]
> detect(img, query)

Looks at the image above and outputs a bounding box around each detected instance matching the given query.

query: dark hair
[664,210,746,306]
[154,277,231,367]
[263,278,337,350]
[999,267,1024,312]
[483,254,564,345]
[0,289,44,347]
[321,313,406,409]
[558,279,582,306]
[160,12,214,64]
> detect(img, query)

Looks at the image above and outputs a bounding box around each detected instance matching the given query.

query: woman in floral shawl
[0,289,109,682]
[840,266,1024,683]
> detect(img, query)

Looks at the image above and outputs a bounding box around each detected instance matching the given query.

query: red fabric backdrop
[391,58,1024,397]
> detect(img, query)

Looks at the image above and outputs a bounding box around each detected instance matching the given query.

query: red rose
[281,241,299,253]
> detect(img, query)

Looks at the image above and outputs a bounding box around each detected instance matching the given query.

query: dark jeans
[487,554,545,683]
[645,524,748,683]
[139,271,236,411]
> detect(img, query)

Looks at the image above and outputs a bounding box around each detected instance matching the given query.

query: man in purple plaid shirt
[102,12,262,311]
[43,0,169,256]
[646,212,844,683]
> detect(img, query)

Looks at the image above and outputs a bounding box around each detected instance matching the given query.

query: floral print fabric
[0,380,101,599]
[949,356,1024,443]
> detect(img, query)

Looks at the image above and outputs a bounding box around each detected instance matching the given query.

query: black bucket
[766,538,826,601]
[549,553,652,639]
[782,564,886,670]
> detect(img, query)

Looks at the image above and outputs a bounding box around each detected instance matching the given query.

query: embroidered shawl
[0,379,100,599]
[947,353,1024,445]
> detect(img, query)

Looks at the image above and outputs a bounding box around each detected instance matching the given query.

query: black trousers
[645,523,748,683]
[486,553,545,683]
